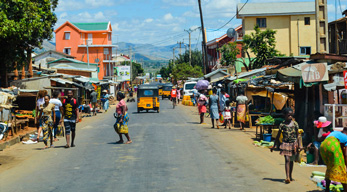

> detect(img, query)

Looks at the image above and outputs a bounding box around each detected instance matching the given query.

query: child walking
[271,107,302,184]
[224,100,232,129]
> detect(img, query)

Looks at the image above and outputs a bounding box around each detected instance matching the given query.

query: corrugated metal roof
[237,2,315,17]
[206,28,229,42]
[48,58,98,65]
[204,69,229,78]
[72,22,109,31]
[227,68,267,81]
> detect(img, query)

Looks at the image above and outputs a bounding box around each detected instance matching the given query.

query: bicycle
[172,97,176,109]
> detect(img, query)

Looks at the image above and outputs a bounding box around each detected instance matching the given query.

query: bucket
[263,134,272,142]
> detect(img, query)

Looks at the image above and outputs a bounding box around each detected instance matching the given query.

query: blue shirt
[327,131,347,146]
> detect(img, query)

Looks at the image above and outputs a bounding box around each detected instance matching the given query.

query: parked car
[183,81,197,96]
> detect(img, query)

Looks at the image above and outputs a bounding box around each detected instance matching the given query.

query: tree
[131,62,144,80]
[243,26,283,70]
[172,62,203,81]
[159,59,174,79]
[219,42,242,68]
[175,50,203,67]
[0,0,58,81]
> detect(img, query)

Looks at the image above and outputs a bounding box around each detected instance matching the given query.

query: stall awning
[277,67,302,83]
[51,78,84,88]
[227,68,267,81]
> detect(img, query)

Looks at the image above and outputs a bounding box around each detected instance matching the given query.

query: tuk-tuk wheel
[146,110,149,113]
[157,109,160,113]
[137,108,140,113]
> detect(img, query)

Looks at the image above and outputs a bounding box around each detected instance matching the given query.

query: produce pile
[253,140,274,148]
[311,171,344,192]
[255,115,275,125]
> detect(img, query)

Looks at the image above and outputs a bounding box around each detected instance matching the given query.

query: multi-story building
[206,25,243,73]
[55,21,116,80]
[237,2,317,56]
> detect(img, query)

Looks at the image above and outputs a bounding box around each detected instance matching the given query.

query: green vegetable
[256,115,275,125]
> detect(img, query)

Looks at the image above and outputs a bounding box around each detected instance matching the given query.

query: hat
[314,117,331,128]
[217,84,222,88]
[333,127,344,132]
[225,93,230,98]
[208,85,212,89]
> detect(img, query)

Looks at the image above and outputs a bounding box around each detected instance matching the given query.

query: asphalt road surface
[0,100,323,192]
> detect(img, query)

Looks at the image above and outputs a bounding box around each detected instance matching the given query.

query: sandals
[42,146,49,150]
[125,141,132,144]
[64,144,70,148]
[115,140,124,144]
[285,179,291,184]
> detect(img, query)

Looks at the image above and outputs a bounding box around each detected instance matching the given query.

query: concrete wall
[243,14,316,56]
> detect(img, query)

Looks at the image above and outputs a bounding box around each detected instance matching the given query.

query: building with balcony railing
[55,21,117,80]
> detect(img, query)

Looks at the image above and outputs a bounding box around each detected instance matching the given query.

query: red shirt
[171,89,177,98]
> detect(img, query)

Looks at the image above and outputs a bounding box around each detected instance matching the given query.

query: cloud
[55,0,114,12]
[145,18,154,23]
[163,13,174,21]
[162,0,196,6]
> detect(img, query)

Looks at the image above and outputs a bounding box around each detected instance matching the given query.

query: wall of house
[243,14,316,57]
[290,14,317,56]
[55,24,80,59]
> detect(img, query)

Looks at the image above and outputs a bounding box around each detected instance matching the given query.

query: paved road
[0,100,323,192]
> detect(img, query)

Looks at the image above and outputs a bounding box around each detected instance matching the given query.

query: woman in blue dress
[101,90,110,112]
[209,88,220,128]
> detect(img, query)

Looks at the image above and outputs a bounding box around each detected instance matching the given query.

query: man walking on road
[60,90,79,148]
[90,90,98,116]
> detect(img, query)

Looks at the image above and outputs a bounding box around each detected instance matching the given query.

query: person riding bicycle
[171,86,177,107]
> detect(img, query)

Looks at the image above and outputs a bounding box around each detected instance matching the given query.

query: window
[108,33,112,41]
[64,32,70,40]
[304,17,310,25]
[256,18,266,28]
[104,48,109,55]
[300,47,311,55]
[87,33,93,45]
[63,48,71,55]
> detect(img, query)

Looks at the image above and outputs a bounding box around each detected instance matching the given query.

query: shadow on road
[263,178,285,183]
[107,142,124,145]
[187,122,200,124]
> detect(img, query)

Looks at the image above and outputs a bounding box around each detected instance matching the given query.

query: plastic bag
[116,124,128,134]
[219,113,224,123]
[56,125,64,137]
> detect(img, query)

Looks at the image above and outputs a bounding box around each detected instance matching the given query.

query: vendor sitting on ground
[307,116,331,165]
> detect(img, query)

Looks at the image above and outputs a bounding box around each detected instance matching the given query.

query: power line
[338,0,343,14]
[211,0,249,31]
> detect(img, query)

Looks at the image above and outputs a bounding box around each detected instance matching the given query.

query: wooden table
[248,114,265,128]
[255,124,277,141]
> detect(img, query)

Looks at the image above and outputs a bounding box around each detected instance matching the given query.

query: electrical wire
[195,28,202,50]
[210,0,249,31]
[338,0,343,14]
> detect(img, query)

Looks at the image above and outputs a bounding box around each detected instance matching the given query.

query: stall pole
[304,87,309,132]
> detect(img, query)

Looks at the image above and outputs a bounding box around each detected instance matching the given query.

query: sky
[54,0,347,46]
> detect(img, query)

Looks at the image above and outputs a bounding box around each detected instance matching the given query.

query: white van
[183,81,197,96]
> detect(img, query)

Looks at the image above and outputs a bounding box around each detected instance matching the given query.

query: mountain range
[33,41,201,61]
[114,42,201,61]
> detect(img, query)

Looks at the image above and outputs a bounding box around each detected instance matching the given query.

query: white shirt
[49,98,62,111]
[36,98,45,110]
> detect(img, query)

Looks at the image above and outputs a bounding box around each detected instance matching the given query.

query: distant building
[237,2,317,56]
[33,50,75,68]
[206,25,243,73]
[328,11,347,55]
[112,54,131,65]
[54,21,117,80]
[47,58,98,78]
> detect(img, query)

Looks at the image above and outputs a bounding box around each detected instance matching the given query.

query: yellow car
[162,84,172,99]
[137,84,160,113]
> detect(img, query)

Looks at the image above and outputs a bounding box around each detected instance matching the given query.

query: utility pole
[173,47,177,63]
[129,47,132,81]
[185,29,192,66]
[198,0,208,74]
[87,42,90,69]
[177,41,184,55]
